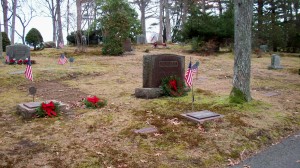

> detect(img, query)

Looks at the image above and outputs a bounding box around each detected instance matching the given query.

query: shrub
[1,32,11,52]
[25,28,43,50]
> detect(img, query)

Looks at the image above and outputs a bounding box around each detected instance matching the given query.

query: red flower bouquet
[84,96,107,109]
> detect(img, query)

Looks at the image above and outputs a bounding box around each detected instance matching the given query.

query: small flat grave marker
[181,110,223,123]
[264,92,280,97]
[134,126,158,134]
[9,70,24,75]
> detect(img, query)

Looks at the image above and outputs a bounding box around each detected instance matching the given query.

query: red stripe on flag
[25,64,33,81]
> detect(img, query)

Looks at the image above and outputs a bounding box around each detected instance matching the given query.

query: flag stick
[190,57,195,111]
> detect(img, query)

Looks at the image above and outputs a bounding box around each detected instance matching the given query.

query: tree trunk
[181,0,188,26]
[201,0,206,13]
[2,0,9,34]
[140,0,147,43]
[76,0,82,50]
[158,0,164,43]
[165,0,171,42]
[230,0,253,103]
[270,0,277,52]
[56,0,64,46]
[0,21,2,57]
[11,0,17,44]
[218,0,222,15]
[67,0,70,36]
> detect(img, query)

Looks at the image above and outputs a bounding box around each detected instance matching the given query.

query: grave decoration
[83,96,107,109]
[35,101,60,118]
[6,58,36,65]
[161,75,186,97]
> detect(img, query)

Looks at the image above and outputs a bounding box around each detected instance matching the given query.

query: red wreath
[41,101,57,117]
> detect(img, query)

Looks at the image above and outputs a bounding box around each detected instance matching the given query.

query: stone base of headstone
[268,65,283,70]
[135,88,163,99]
[17,100,67,119]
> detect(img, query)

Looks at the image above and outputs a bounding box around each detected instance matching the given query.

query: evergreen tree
[99,0,141,55]
[25,28,43,50]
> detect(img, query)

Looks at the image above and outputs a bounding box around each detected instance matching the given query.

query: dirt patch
[23,81,88,103]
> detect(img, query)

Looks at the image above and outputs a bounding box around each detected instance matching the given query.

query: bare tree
[132,0,154,43]
[158,0,164,43]
[15,1,36,44]
[0,20,2,57]
[165,0,171,42]
[76,0,83,51]
[37,0,57,42]
[230,0,254,102]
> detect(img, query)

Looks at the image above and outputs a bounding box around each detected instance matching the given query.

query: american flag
[185,61,193,87]
[24,57,33,81]
[59,42,64,48]
[5,55,9,63]
[58,54,68,65]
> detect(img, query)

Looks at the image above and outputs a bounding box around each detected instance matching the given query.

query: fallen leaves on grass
[167,118,181,125]
[197,124,206,133]
[155,153,162,156]
[227,158,239,166]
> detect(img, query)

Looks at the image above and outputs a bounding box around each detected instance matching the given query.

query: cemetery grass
[0,45,299,168]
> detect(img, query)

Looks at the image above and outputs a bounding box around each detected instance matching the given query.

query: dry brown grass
[0,45,299,168]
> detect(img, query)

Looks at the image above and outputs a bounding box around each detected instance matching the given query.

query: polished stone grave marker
[181,110,223,123]
[17,100,67,119]
[134,126,158,134]
[135,54,185,99]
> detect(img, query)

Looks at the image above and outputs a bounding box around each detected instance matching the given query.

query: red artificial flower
[169,79,177,91]
[17,60,23,64]
[41,101,57,117]
[87,96,99,104]
[9,59,15,64]
[23,60,28,64]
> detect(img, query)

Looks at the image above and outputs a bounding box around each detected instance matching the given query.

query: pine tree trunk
[11,0,17,44]
[230,0,253,103]
[165,0,171,42]
[76,0,82,50]
[158,0,164,43]
[140,1,147,43]
[56,0,64,46]
[2,0,9,34]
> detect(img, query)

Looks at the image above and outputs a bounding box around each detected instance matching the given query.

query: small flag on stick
[59,42,64,49]
[5,55,10,63]
[58,54,68,65]
[185,61,193,88]
[25,58,33,81]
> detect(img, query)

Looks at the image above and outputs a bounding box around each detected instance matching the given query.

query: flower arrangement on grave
[35,101,60,118]
[17,59,23,65]
[8,58,16,64]
[161,75,186,97]
[83,96,107,109]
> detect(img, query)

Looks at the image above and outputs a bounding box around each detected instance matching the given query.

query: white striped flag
[5,55,9,63]
[25,58,33,81]
[59,42,64,48]
[58,54,68,65]
[185,61,193,87]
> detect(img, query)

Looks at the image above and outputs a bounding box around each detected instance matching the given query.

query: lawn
[0,44,299,168]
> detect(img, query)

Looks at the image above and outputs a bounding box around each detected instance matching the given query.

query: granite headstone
[137,35,146,44]
[143,54,185,88]
[6,44,30,60]
[268,54,283,69]
[123,38,132,52]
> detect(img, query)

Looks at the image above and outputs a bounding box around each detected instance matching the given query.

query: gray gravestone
[135,54,185,99]
[137,35,145,44]
[123,38,132,52]
[143,54,185,88]
[268,54,283,69]
[6,44,30,60]
[259,45,268,52]
[134,126,158,134]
